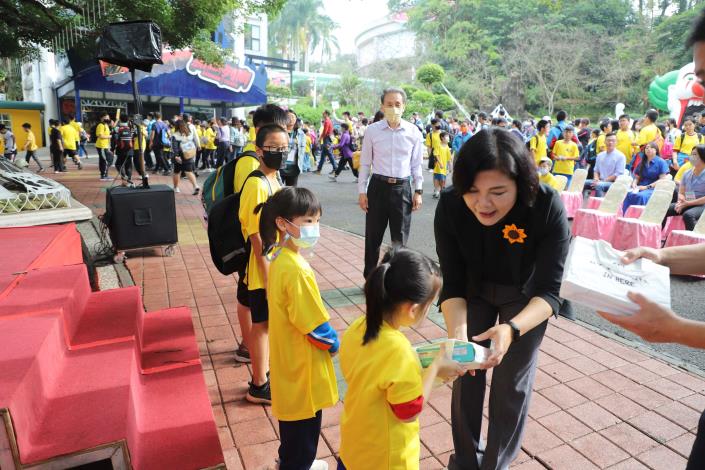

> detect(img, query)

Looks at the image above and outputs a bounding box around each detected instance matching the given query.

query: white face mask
[384,106,404,124]
[538,168,550,176]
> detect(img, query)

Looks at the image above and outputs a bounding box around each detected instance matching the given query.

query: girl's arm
[306,322,339,354]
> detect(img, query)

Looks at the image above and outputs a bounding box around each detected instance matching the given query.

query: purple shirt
[333,131,353,159]
[594,150,626,179]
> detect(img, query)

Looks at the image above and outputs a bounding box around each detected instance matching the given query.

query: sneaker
[328,174,337,181]
[77,163,83,170]
[234,344,251,363]
[193,187,201,196]
[37,168,44,173]
[313,170,321,175]
[309,460,329,470]
[54,171,60,174]
[354,178,358,183]
[174,187,181,193]
[246,380,271,405]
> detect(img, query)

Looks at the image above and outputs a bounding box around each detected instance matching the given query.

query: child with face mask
[255,187,337,470]
[537,156,563,191]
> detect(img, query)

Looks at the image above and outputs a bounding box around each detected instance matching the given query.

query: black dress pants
[448,283,547,470]
[687,410,705,470]
[363,176,412,278]
[278,410,322,470]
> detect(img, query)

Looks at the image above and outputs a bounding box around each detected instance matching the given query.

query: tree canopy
[0,0,285,64]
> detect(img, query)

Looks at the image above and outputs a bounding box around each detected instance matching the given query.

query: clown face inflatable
[666,63,704,125]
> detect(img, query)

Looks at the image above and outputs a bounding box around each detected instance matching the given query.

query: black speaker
[104,185,177,251]
[96,21,163,72]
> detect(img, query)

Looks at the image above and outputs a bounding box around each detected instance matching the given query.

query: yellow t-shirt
[305,135,312,154]
[234,152,261,194]
[616,130,636,164]
[596,133,607,154]
[205,128,217,150]
[60,125,79,151]
[675,161,693,183]
[638,123,659,148]
[133,125,147,150]
[268,247,338,421]
[425,130,442,158]
[95,123,111,149]
[529,133,547,164]
[434,145,451,175]
[332,136,340,156]
[25,130,38,151]
[239,175,281,290]
[339,316,423,470]
[69,120,82,142]
[674,132,704,156]
[552,139,579,175]
[248,127,256,144]
[540,172,563,191]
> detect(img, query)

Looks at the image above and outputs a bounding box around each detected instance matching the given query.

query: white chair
[553,175,568,192]
[611,190,673,250]
[571,182,630,240]
[560,169,588,218]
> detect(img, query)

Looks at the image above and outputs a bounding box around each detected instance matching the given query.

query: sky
[321,0,390,55]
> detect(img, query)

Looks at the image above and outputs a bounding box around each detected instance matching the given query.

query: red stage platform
[0,224,223,469]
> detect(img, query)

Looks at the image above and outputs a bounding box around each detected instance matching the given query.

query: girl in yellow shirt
[339,248,463,470]
[257,187,338,470]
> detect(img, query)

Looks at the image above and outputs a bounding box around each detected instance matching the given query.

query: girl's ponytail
[255,199,278,256]
[363,261,391,345]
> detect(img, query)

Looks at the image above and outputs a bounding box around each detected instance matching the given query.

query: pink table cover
[623,205,645,219]
[560,192,583,218]
[571,209,618,240]
[662,216,685,241]
[611,218,662,250]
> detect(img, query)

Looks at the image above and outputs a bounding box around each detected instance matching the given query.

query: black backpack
[207,170,270,275]
[90,123,100,143]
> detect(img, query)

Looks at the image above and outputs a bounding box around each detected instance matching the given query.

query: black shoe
[246,380,271,405]
[234,344,251,363]
[192,187,201,196]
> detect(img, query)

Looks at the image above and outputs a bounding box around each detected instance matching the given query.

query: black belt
[371,174,409,185]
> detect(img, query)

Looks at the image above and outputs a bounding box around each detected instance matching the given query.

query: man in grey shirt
[583,132,626,197]
[0,124,16,160]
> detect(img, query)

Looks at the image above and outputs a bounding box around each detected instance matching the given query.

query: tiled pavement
[45,158,705,470]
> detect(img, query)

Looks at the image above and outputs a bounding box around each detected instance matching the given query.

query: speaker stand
[130,68,149,189]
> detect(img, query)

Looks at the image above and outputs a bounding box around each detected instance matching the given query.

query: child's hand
[433,344,464,380]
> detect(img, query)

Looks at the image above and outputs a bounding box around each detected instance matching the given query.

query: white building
[354,12,418,70]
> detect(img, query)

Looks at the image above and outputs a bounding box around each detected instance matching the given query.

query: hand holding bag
[559,237,671,316]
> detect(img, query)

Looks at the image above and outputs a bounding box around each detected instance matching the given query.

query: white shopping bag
[559,237,671,316]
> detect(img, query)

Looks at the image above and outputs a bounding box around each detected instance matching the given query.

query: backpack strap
[241,169,272,196]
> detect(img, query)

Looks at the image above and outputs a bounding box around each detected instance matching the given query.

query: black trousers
[687,410,705,470]
[153,146,170,172]
[144,143,154,168]
[51,148,65,171]
[664,203,705,231]
[115,150,134,180]
[363,176,412,278]
[334,156,359,177]
[25,150,43,169]
[278,410,322,470]
[448,283,547,470]
[97,148,113,178]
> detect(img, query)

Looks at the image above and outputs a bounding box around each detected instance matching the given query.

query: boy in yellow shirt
[59,118,83,169]
[596,119,612,154]
[529,119,549,166]
[551,126,580,186]
[538,156,563,191]
[616,114,637,166]
[238,123,286,404]
[426,118,442,171]
[21,123,44,172]
[433,131,451,198]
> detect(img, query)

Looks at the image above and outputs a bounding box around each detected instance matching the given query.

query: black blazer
[434,183,571,315]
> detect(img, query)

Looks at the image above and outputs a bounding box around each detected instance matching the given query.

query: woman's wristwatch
[504,320,521,343]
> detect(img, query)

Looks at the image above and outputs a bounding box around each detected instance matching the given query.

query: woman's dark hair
[656,123,667,139]
[256,123,287,148]
[373,110,385,123]
[453,128,540,207]
[341,123,349,131]
[176,119,189,136]
[693,145,705,164]
[255,187,322,255]
[363,248,441,345]
[638,142,660,179]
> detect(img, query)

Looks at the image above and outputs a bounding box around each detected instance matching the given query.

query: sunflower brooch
[502,224,527,244]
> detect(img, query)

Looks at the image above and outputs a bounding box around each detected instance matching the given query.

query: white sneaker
[309,460,328,470]
[174,187,181,193]
[328,174,337,181]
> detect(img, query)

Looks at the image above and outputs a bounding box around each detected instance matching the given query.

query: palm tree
[269,0,339,72]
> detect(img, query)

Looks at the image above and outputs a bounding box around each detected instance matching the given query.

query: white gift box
[559,237,671,316]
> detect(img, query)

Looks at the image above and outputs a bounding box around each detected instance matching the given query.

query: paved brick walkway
[46,157,704,470]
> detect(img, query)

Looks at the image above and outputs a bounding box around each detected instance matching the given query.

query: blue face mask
[285,220,320,249]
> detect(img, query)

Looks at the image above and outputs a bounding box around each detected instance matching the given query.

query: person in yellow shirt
[59,118,82,169]
[68,113,82,154]
[673,117,705,172]
[339,248,463,470]
[633,109,662,172]
[232,105,289,366]
[95,112,114,180]
[257,186,338,470]
[21,123,44,172]
[551,126,580,185]
[537,156,563,191]
[596,119,612,154]
[616,114,637,165]
[529,119,549,166]
[433,131,451,198]
[238,124,286,404]
[426,118,443,171]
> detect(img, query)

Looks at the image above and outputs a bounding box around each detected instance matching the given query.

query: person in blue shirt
[546,109,568,152]
[452,122,472,155]
[663,145,705,230]
[622,142,670,213]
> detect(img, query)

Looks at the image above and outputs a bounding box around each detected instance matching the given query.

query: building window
[0,114,11,128]
[245,23,260,52]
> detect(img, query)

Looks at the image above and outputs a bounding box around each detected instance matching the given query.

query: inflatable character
[649,63,705,126]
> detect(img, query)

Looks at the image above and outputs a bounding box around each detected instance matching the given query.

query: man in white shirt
[358,87,424,277]
[583,133,626,197]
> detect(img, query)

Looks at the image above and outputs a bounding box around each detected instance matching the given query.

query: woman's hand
[472,324,513,369]
[621,246,663,265]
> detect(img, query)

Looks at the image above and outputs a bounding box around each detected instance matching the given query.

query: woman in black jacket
[435,128,570,470]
